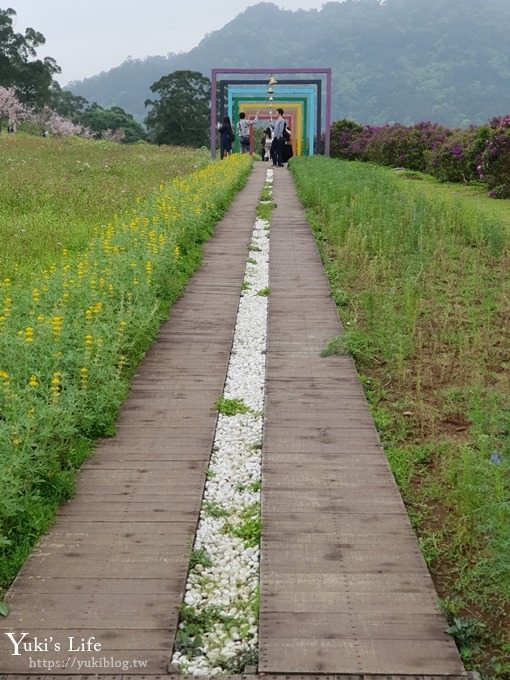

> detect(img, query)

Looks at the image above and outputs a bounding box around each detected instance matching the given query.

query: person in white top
[262,126,273,161]
[237,112,257,153]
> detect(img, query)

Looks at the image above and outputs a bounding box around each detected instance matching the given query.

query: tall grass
[0,135,209,275]
[0,137,251,591]
[292,156,510,677]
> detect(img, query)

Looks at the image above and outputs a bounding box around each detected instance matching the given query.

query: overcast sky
[5,0,330,85]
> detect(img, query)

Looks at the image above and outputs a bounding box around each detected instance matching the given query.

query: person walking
[262,126,273,161]
[237,111,256,154]
[217,116,234,159]
[282,122,293,165]
[271,108,286,166]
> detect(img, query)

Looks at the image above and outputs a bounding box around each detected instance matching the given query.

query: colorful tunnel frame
[230,90,316,156]
[210,67,332,159]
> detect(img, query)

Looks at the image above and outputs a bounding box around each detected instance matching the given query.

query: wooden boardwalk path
[0,163,465,679]
[258,169,465,677]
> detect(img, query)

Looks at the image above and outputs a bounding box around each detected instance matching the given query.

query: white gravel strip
[171,169,273,675]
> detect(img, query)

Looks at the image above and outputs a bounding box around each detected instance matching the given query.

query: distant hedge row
[329,114,510,198]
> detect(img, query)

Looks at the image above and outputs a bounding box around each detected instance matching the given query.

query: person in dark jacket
[282,122,293,164]
[218,116,234,159]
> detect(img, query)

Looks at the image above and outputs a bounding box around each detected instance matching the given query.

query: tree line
[0,8,145,142]
[68,0,510,129]
[0,8,211,144]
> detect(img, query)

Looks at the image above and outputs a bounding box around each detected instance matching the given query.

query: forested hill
[68,0,510,127]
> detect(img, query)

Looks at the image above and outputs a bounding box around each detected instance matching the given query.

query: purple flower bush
[329,115,510,199]
[425,126,491,183]
[365,122,449,172]
[329,119,364,159]
[479,116,510,198]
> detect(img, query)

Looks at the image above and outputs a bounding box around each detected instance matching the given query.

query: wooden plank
[258,611,454,640]
[259,638,464,674]
[9,576,183,596]
[259,170,464,676]
[2,592,181,628]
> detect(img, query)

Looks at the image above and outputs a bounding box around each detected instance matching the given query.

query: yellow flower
[51,315,63,339]
[50,372,62,401]
[79,367,88,390]
[25,326,34,343]
[28,375,38,388]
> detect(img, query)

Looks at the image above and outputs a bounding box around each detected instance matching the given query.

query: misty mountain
[67,0,510,128]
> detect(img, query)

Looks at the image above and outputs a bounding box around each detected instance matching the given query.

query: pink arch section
[211,67,332,159]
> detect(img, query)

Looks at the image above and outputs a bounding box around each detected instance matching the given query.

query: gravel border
[171,169,273,675]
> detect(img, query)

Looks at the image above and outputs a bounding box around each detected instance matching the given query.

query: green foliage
[202,501,230,518]
[0,136,209,275]
[0,8,60,108]
[49,82,88,120]
[256,287,270,297]
[320,334,348,357]
[79,103,146,143]
[189,547,213,569]
[175,603,242,666]
[256,201,275,221]
[446,617,486,660]
[223,504,261,548]
[145,70,210,147]
[215,396,252,416]
[0,146,252,588]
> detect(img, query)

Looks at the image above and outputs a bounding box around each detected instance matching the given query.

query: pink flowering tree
[31,106,90,137]
[0,86,29,131]
[101,127,126,143]
[45,112,83,136]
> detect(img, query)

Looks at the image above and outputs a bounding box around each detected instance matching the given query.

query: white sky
[5,0,330,85]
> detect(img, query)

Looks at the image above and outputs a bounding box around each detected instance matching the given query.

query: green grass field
[2,136,509,676]
[0,135,251,593]
[0,135,210,275]
[292,156,510,678]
